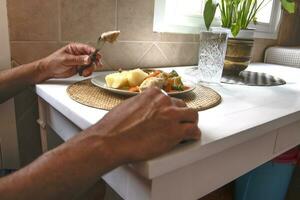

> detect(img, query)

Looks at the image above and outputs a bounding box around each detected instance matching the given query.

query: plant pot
[223,29,254,76]
[223,38,254,76]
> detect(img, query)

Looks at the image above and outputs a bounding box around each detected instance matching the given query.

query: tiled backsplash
[7,0,275,70]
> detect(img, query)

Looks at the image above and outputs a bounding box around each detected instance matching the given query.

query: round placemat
[67,79,222,111]
[221,71,286,86]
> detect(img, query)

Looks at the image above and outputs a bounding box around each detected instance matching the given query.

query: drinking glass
[197,31,228,83]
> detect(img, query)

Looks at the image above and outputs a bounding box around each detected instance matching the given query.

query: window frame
[153,0,282,39]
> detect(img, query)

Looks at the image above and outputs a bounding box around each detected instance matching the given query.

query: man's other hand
[40,43,102,79]
[90,87,201,163]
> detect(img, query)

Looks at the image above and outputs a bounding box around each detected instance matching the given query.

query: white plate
[91,74,195,96]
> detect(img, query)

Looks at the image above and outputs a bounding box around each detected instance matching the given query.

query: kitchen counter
[36,63,300,200]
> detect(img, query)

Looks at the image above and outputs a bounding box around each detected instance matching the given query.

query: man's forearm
[0,43,100,103]
[0,128,124,200]
[0,60,48,103]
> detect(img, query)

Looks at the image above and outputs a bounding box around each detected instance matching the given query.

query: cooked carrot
[128,86,139,92]
[164,81,172,92]
[146,70,161,79]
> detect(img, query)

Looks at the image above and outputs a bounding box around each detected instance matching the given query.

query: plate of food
[91,68,195,96]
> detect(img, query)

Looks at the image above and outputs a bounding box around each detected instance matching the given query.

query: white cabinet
[274,121,300,154]
[0,0,20,169]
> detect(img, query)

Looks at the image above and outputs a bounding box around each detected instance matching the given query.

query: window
[153,0,282,39]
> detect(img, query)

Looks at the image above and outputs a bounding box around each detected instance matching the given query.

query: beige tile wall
[7,0,200,70]
[7,0,275,69]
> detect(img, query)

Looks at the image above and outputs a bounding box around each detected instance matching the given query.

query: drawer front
[46,104,81,141]
[274,120,300,154]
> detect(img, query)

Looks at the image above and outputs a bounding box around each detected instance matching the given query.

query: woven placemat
[67,79,222,111]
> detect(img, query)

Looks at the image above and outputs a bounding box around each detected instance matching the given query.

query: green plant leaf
[281,0,295,14]
[215,0,296,36]
[253,16,258,25]
[231,22,241,37]
[203,0,219,30]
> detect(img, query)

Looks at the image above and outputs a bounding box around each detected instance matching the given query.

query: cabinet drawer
[45,104,81,141]
[274,120,300,154]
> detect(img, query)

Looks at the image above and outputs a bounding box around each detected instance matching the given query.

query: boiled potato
[105,71,129,89]
[127,69,148,87]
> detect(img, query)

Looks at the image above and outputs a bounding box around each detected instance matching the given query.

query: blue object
[235,161,295,200]
[0,169,16,177]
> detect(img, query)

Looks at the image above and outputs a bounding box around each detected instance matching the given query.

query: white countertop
[36,63,300,179]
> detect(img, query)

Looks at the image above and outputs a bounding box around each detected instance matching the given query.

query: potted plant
[203,0,296,75]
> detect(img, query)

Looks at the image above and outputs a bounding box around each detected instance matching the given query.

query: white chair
[264,46,300,68]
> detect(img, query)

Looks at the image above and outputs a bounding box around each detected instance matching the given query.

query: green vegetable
[171,77,184,91]
[169,70,179,78]
[172,84,184,91]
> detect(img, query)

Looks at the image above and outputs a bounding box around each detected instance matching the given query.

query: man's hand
[40,43,102,79]
[0,87,200,200]
[90,87,201,163]
[0,43,102,103]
